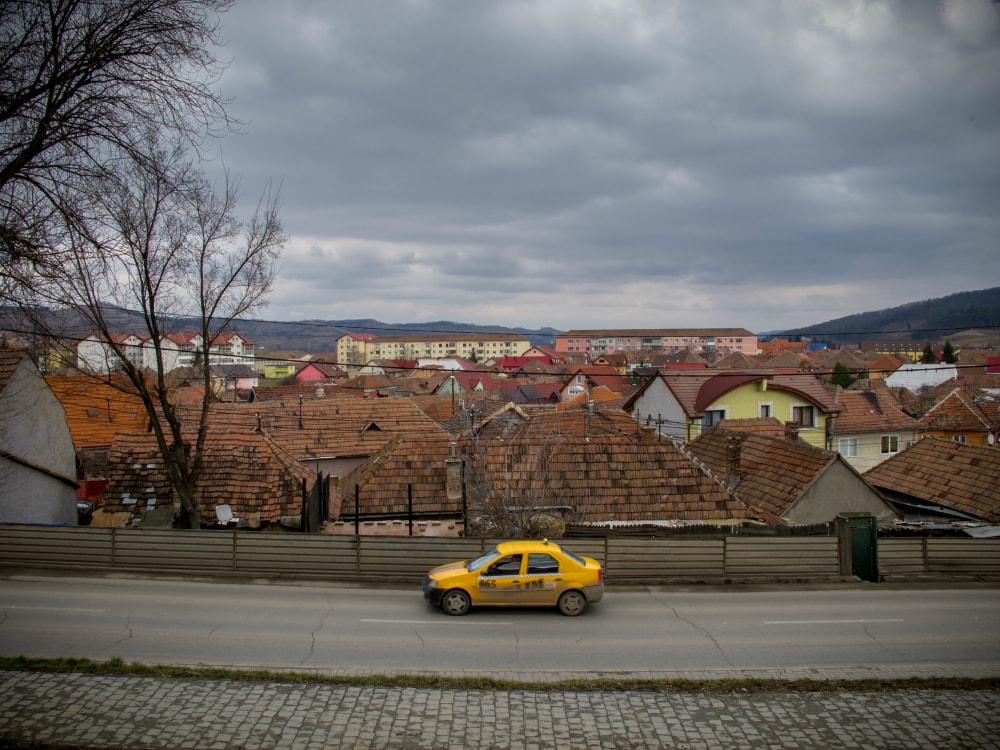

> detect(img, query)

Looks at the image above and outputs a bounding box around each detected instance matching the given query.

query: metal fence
[0,525,997,584]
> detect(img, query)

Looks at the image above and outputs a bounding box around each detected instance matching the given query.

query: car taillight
[598,567,603,583]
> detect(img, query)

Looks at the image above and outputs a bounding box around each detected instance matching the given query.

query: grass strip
[1,656,997,694]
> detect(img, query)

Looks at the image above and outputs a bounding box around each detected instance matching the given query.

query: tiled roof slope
[709,352,764,369]
[687,428,839,520]
[45,376,149,448]
[919,388,994,432]
[764,351,809,370]
[834,390,921,433]
[99,430,320,525]
[184,398,449,460]
[716,417,787,438]
[337,435,464,519]
[470,435,753,522]
[252,383,353,401]
[524,404,640,438]
[863,438,1000,522]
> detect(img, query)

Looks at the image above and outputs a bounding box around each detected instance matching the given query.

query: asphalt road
[1,574,998,676]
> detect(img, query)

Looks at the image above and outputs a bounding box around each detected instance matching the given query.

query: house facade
[918,387,997,446]
[0,350,79,524]
[625,372,839,448]
[77,331,255,374]
[555,329,758,359]
[831,389,922,472]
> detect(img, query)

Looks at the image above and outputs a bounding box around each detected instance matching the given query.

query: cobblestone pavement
[1,669,999,749]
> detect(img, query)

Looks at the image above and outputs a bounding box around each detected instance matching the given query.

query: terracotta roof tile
[45,375,148,449]
[99,430,320,526]
[833,389,921,433]
[687,428,839,519]
[178,398,449,460]
[863,438,1000,522]
[919,388,993,433]
[337,435,463,519]
[467,434,753,523]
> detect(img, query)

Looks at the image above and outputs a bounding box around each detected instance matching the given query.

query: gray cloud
[214,0,1000,331]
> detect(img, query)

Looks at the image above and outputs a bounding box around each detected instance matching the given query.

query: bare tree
[1,0,234,282]
[18,137,285,527]
[464,418,573,537]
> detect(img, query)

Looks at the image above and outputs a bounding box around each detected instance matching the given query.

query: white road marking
[765,619,903,625]
[362,618,513,626]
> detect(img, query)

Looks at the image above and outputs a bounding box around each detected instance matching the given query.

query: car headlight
[425,578,438,589]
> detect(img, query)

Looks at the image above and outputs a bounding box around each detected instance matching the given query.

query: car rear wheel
[557,590,587,616]
[441,589,471,616]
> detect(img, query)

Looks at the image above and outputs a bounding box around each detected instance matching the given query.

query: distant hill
[779,287,1000,347]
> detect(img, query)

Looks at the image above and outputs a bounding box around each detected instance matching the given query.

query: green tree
[941,340,957,364]
[831,361,856,389]
[920,343,938,364]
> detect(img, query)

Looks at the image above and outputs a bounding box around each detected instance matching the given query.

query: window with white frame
[838,437,858,457]
[953,435,967,443]
[759,402,772,418]
[881,435,899,454]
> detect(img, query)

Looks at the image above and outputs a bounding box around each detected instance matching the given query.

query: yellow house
[625,371,840,449]
[252,350,302,380]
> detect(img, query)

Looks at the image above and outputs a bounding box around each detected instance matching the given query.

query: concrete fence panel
[927,539,1000,578]
[112,529,234,573]
[236,534,358,579]
[1,525,997,583]
[358,537,485,582]
[604,539,725,583]
[879,539,927,577]
[0,526,113,569]
[724,537,840,579]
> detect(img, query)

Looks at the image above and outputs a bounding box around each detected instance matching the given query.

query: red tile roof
[45,375,149,448]
[863,438,1000,522]
[686,428,841,520]
[468,434,754,523]
[919,388,993,433]
[833,389,921,434]
[99,430,319,526]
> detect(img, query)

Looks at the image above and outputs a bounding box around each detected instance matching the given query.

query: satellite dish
[990,434,996,445]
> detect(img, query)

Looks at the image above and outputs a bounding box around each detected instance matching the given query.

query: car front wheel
[557,590,587,616]
[441,589,471,616]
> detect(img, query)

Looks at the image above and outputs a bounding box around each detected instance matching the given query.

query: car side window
[527,554,560,575]
[484,554,522,577]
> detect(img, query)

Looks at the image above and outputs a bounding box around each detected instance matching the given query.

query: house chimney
[445,442,462,501]
[639,426,658,444]
[726,434,743,489]
[784,421,799,441]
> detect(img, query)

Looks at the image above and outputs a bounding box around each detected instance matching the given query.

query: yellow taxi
[422,539,604,616]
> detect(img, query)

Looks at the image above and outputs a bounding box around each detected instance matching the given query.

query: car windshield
[466,548,502,572]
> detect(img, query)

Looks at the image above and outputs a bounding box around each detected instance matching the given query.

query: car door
[519,553,564,606]
[476,553,525,605]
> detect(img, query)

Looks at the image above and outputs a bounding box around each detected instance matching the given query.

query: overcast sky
[211,0,1000,334]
